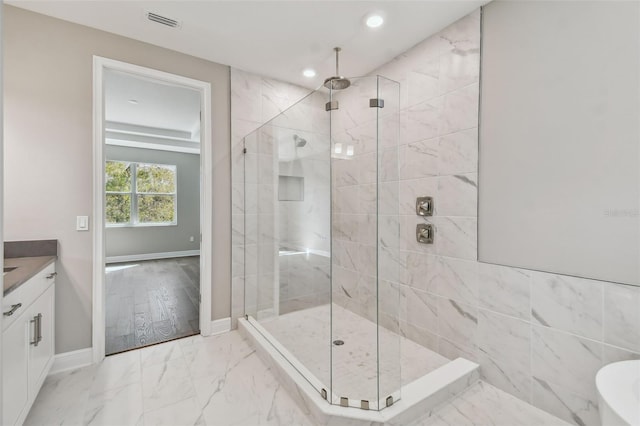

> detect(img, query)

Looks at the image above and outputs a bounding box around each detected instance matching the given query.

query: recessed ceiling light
[128,99,138,104]
[303,69,316,78]
[366,14,384,28]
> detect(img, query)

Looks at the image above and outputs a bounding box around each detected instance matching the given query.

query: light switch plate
[76,216,89,231]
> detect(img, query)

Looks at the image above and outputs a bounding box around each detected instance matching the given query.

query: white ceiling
[105,69,201,134]
[104,69,202,153]
[8,1,487,89]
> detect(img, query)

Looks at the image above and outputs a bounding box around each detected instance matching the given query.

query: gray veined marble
[26,329,571,426]
[437,128,478,175]
[438,298,478,348]
[434,217,477,260]
[437,173,477,217]
[531,325,602,401]
[414,380,569,426]
[436,256,479,306]
[400,137,440,180]
[478,263,530,320]
[439,83,479,136]
[531,272,603,341]
[603,283,640,353]
[477,310,531,401]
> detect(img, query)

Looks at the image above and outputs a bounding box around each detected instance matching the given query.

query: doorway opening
[93,58,212,361]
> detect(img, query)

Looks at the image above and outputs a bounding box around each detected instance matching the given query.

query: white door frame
[92,56,212,363]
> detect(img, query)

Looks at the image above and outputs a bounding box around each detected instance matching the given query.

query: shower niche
[240,74,478,420]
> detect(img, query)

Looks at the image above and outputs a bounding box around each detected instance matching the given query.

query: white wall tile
[478,263,530,320]
[437,256,478,305]
[531,272,603,341]
[477,310,531,401]
[532,377,600,426]
[439,83,479,135]
[531,326,602,400]
[438,297,478,349]
[400,138,439,180]
[603,283,640,352]
[438,128,478,175]
[406,286,438,330]
[437,173,477,217]
[435,217,477,260]
[403,251,439,292]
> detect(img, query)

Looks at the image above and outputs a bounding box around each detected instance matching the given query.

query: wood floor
[105,256,200,355]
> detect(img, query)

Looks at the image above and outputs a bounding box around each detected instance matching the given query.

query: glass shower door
[329,76,401,410]
[244,89,332,398]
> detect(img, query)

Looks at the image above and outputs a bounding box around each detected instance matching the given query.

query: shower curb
[238,318,480,425]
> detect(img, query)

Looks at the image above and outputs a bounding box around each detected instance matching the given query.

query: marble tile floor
[25,330,569,426]
[105,257,200,355]
[259,303,450,404]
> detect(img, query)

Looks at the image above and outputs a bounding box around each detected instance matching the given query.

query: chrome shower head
[323,47,351,90]
[293,134,307,147]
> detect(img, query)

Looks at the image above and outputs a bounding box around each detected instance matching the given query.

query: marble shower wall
[349,9,639,426]
[230,69,309,323]
[330,76,403,332]
[231,10,640,426]
[232,70,331,321]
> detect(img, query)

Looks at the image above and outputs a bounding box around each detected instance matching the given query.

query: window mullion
[132,163,138,225]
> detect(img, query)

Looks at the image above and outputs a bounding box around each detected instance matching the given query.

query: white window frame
[105,160,177,227]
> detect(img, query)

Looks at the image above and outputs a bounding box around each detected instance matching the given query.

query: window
[106,161,177,226]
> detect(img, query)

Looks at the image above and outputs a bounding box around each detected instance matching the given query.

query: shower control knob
[416,223,434,244]
[416,196,434,216]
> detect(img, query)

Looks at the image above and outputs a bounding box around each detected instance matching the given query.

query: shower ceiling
[7,1,487,88]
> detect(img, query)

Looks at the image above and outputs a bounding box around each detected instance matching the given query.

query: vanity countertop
[4,256,57,296]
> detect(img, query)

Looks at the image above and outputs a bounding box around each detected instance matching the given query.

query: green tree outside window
[105,161,177,226]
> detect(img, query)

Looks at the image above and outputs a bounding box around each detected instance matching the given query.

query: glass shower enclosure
[244,75,401,411]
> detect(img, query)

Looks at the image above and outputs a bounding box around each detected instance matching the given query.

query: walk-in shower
[241,72,474,417]
[243,72,406,411]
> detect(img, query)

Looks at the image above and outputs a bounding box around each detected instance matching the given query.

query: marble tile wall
[329,76,403,332]
[279,252,330,315]
[230,68,310,324]
[353,9,639,426]
[231,10,640,426]
[232,70,331,321]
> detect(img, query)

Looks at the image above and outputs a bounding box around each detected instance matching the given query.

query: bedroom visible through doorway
[103,68,202,355]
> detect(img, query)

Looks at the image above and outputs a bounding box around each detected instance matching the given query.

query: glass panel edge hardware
[369,98,385,108]
[321,388,328,400]
[340,397,349,407]
[360,400,370,410]
[416,223,434,244]
[325,100,339,111]
[386,395,394,407]
[416,196,434,216]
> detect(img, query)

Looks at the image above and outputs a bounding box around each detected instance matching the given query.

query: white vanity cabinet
[2,263,56,426]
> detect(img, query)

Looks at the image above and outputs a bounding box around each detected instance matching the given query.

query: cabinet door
[2,315,29,426]
[28,284,55,397]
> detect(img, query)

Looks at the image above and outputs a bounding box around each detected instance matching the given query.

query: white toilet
[596,360,640,426]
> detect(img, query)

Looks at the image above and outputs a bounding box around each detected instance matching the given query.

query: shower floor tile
[260,303,450,405]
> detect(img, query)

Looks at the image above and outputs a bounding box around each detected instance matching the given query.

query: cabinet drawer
[3,264,55,331]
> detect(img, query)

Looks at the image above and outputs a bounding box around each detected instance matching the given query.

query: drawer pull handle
[46,272,57,279]
[31,313,42,346]
[3,303,22,317]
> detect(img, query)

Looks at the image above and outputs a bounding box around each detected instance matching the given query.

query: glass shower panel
[330,76,383,409]
[244,90,332,397]
[376,76,402,405]
[244,75,401,411]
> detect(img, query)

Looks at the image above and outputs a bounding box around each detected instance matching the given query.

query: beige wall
[3,5,231,354]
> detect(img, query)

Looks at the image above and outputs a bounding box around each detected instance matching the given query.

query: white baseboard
[49,348,93,375]
[106,250,200,264]
[209,317,231,336]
